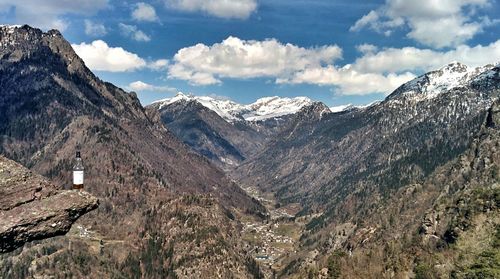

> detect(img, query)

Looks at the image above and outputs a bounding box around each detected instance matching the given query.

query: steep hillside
[288,98,500,278]
[146,99,265,168]
[148,93,328,168]
[0,25,264,278]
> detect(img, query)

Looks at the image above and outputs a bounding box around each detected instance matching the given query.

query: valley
[240,185,305,278]
[153,58,500,278]
[0,23,499,279]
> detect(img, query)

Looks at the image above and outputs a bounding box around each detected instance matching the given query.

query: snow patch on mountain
[0,25,24,47]
[330,104,354,113]
[0,25,22,32]
[391,62,496,100]
[242,96,313,121]
[153,93,314,122]
[154,93,245,122]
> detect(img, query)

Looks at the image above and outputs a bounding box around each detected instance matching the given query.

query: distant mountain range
[152,93,316,122]
[148,62,498,170]
[147,93,329,168]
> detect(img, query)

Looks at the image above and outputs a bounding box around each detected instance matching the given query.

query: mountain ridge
[151,92,319,122]
[388,61,496,100]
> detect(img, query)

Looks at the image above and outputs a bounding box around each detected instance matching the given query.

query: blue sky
[1,0,499,106]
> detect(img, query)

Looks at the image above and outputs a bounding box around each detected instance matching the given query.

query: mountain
[146,99,265,168]
[278,97,500,278]
[152,92,314,122]
[233,62,499,277]
[1,23,499,278]
[388,61,495,100]
[0,25,264,278]
[147,93,326,167]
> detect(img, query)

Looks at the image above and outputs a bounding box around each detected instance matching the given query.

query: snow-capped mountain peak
[152,93,314,122]
[389,62,496,100]
[153,92,245,122]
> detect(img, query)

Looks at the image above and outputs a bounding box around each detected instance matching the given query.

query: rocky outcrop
[0,155,98,253]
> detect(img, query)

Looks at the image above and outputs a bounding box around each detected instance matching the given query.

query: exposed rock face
[0,155,98,253]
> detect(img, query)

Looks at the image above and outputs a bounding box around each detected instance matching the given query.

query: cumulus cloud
[132,2,159,22]
[283,40,500,95]
[119,23,151,42]
[168,36,342,85]
[148,59,169,71]
[165,0,257,19]
[350,0,495,48]
[0,0,108,31]
[278,66,416,96]
[128,81,176,92]
[167,36,500,95]
[167,36,413,95]
[356,44,378,54]
[84,19,107,37]
[72,40,168,72]
[352,40,500,73]
[72,40,147,72]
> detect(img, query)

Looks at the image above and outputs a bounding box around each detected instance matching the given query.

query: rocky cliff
[0,155,98,253]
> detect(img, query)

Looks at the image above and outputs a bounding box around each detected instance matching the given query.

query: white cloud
[0,0,108,31]
[406,16,485,48]
[283,40,500,95]
[278,66,416,96]
[168,36,342,85]
[356,44,378,54]
[149,59,169,71]
[72,40,168,72]
[352,40,500,73]
[167,36,500,95]
[128,81,176,92]
[350,0,494,48]
[165,0,257,19]
[118,23,151,42]
[132,2,159,22]
[350,10,404,35]
[72,40,146,72]
[84,19,107,37]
